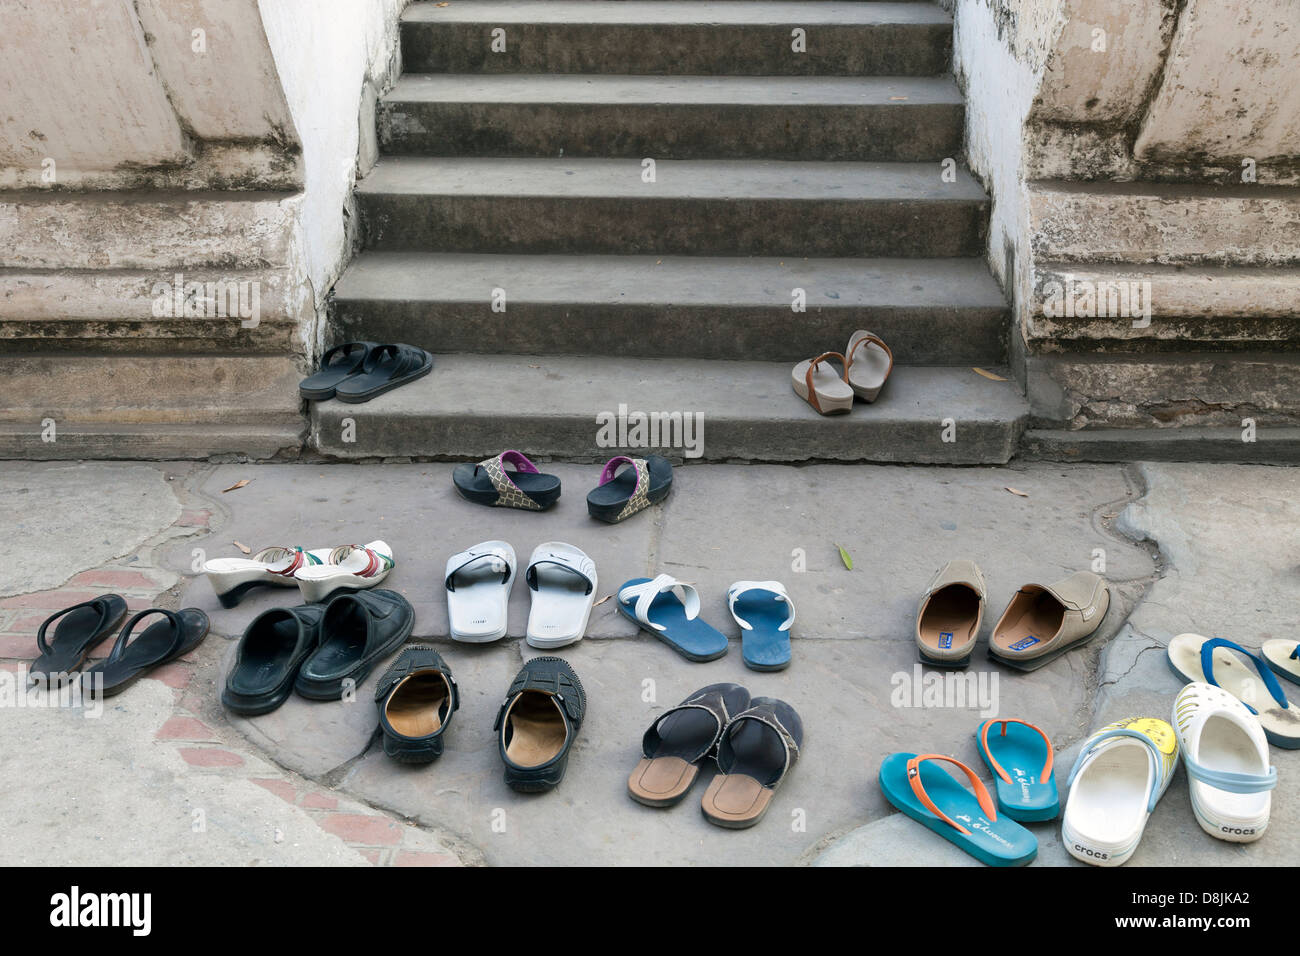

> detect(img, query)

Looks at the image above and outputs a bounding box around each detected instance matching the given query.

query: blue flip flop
[727,580,795,671]
[879,752,1038,866]
[616,575,728,662]
[974,718,1060,821]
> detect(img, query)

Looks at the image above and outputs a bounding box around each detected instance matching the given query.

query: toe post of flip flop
[879,751,1037,866]
[701,697,803,829]
[1167,633,1300,749]
[587,455,672,523]
[616,574,729,663]
[84,607,210,698]
[727,580,795,671]
[453,450,561,511]
[975,718,1059,821]
[30,595,129,682]
[628,682,751,808]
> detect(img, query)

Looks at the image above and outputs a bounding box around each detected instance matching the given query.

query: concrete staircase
[314,0,1024,464]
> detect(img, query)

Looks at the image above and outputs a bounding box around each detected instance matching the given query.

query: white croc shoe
[524,542,597,650]
[444,541,516,643]
[1062,717,1178,866]
[294,540,394,604]
[203,545,329,608]
[1172,682,1276,843]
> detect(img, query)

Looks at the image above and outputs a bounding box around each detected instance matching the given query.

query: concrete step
[401,0,953,76]
[379,74,963,160]
[330,252,1008,364]
[1022,427,1300,464]
[308,354,1027,464]
[0,423,304,461]
[356,157,989,256]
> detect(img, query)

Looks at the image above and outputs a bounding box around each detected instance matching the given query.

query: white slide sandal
[203,545,328,608]
[444,540,516,643]
[1167,633,1300,748]
[1062,717,1178,866]
[1173,683,1276,843]
[524,542,597,650]
[293,540,394,604]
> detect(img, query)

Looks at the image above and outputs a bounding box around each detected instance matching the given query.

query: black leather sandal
[222,605,323,715]
[299,341,377,400]
[333,343,433,404]
[84,608,209,698]
[494,656,586,792]
[30,595,128,681]
[700,696,803,829]
[374,645,459,763]
[628,682,751,807]
[293,589,413,700]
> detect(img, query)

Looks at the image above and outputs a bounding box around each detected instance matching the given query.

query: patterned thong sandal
[791,351,853,415]
[453,450,561,511]
[587,455,672,523]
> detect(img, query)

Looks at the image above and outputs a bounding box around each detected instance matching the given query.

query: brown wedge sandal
[791,351,853,415]
[628,683,751,807]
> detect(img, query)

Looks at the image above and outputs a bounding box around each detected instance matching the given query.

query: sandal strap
[1067,727,1169,812]
[642,686,736,761]
[727,580,795,632]
[618,574,699,632]
[327,544,392,578]
[609,458,651,521]
[979,718,1054,786]
[478,450,545,511]
[718,705,801,780]
[105,608,184,666]
[320,341,373,369]
[445,544,514,592]
[525,548,595,595]
[35,598,110,657]
[847,332,894,369]
[803,351,847,414]
[253,546,316,576]
[906,754,998,835]
[1199,638,1289,713]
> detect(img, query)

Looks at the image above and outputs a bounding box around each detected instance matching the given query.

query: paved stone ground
[1,458,1296,866]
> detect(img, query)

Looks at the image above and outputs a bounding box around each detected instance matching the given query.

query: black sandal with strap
[700,696,803,829]
[299,341,377,401]
[83,607,210,697]
[30,595,128,682]
[628,682,751,807]
[452,450,561,511]
[333,343,433,404]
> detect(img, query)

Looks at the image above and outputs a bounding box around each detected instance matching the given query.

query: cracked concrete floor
[2,459,1296,866]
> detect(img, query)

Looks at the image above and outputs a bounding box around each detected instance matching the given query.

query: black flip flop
[587,455,673,523]
[222,605,323,716]
[333,343,433,404]
[84,608,210,698]
[299,341,377,401]
[30,595,128,681]
[293,589,414,700]
[452,450,561,511]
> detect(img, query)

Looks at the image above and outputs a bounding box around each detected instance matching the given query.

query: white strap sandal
[1061,717,1179,867]
[1173,682,1276,843]
[294,540,394,604]
[615,574,729,662]
[524,542,597,650]
[445,540,516,643]
[203,545,329,608]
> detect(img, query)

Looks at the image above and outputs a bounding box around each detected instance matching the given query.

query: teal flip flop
[975,718,1060,822]
[879,752,1038,867]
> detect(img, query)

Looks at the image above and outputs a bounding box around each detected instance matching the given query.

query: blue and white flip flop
[975,718,1059,821]
[878,752,1038,867]
[727,580,795,671]
[616,575,728,663]
[1168,633,1300,749]
[1261,639,1300,687]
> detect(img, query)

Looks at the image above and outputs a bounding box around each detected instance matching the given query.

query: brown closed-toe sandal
[791,351,853,415]
[915,560,986,669]
[989,570,1111,672]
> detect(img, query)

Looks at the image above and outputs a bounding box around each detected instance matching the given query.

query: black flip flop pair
[299,341,433,404]
[373,650,585,794]
[31,596,209,697]
[221,589,414,715]
[453,450,673,523]
[627,683,803,829]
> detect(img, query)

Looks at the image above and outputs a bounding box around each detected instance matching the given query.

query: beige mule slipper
[791,351,853,415]
[989,570,1110,671]
[845,330,894,402]
[915,559,986,668]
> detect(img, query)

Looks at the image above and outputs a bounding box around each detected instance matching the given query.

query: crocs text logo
[1073,844,1108,860]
